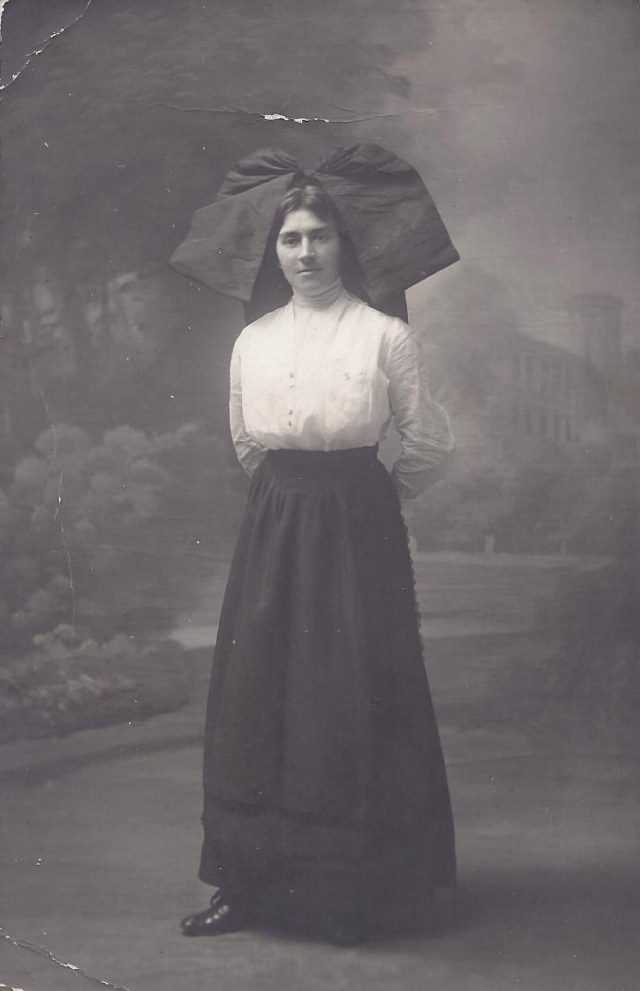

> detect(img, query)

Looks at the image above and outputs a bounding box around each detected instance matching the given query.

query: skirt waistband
[260,445,382,489]
[267,445,378,465]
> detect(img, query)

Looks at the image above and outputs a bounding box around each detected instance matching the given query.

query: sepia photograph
[1,1,639,989]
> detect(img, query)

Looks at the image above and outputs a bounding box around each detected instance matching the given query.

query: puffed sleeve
[383,322,455,501]
[229,337,269,477]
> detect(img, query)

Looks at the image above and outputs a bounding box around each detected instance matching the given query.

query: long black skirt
[199,446,455,908]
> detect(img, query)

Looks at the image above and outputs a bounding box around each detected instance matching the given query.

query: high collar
[291,277,345,310]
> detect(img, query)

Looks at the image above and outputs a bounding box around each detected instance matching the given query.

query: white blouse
[229,287,455,500]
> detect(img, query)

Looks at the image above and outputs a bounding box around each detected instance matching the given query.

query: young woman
[176,153,457,945]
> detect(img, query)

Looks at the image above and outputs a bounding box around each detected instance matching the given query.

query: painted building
[490,293,639,464]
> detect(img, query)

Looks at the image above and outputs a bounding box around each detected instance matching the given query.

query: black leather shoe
[180,890,251,937]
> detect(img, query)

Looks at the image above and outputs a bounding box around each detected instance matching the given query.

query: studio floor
[2,555,639,991]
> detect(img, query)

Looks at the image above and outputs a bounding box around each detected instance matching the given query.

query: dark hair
[271,183,349,242]
[244,181,372,322]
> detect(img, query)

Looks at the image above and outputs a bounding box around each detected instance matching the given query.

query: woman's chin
[296,272,323,287]
[293,273,337,297]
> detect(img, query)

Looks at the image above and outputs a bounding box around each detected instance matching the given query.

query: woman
[175,150,457,945]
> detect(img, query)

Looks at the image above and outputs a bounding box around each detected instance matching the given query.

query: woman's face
[276,208,341,296]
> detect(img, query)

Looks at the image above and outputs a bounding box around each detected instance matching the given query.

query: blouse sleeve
[229,338,269,477]
[383,322,455,501]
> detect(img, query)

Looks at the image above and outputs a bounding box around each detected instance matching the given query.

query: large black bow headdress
[170,144,459,321]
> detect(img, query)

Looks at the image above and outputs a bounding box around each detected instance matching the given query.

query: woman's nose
[299,237,315,258]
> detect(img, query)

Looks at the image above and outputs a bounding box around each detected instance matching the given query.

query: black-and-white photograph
[2,2,639,989]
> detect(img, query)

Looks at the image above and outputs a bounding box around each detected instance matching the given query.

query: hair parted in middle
[271,182,349,242]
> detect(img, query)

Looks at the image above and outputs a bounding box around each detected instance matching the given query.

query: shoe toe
[180,896,246,937]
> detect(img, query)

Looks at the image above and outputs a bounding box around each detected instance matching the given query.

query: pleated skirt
[199,446,455,906]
